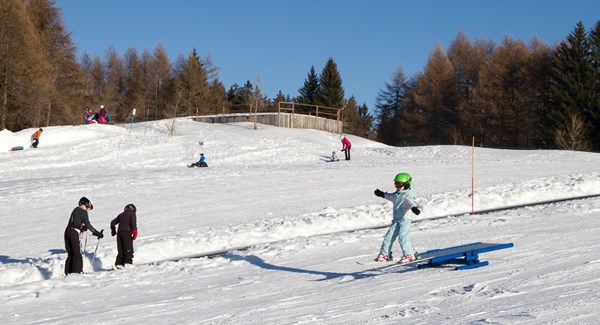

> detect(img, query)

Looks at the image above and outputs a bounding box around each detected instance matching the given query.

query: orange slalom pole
[472,136,475,215]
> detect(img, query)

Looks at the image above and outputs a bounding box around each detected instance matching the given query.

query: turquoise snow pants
[379,217,414,257]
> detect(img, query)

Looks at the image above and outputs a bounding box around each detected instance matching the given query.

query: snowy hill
[1,119,600,324]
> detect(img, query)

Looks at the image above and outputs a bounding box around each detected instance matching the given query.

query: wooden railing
[277,102,341,121]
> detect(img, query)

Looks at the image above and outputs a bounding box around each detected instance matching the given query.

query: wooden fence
[192,112,342,134]
[192,102,342,133]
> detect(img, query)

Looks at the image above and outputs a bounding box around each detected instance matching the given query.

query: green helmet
[394,173,412,187]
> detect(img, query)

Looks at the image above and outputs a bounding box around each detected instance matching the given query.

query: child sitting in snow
[330,151,339,162]
[189,153,208,168]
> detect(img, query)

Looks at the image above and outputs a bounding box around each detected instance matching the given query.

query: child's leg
[398,218,414,256]
[379,221,400,256]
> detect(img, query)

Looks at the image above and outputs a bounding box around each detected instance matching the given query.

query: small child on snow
[373,172,423,263]
[110,204,138,268]
[189,153,208,167]
[330,151,339,162]
[31,128,43,148]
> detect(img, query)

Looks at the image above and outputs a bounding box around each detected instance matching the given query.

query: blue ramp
[409,242,513,270]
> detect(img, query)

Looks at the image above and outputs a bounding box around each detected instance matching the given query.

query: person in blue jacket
[189,153,208,167]
[373,172,423,263]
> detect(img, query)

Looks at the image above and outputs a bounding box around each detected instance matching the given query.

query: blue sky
[56,0,599,112]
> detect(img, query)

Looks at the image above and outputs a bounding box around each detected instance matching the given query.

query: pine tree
[374,67,410,145]
[227,81,253,112]
[316,57,345,108]
[588,21,600,150]
[549,21,595,151]
[298,66,319,105]
[271,90,290,112]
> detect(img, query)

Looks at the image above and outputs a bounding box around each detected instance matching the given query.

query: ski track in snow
[2,119,600,324]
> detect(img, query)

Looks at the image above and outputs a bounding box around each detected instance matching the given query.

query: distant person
[31,128,43,148]
[341,136,351,160]
[373,173,422,263]
[98,105,107,124]
[84,108,93,124]
[189,153,208,167]
[110,204,138,268]
[64,197,104,275]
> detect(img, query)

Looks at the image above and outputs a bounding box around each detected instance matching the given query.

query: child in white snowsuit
[330,151,339,162]
[374,172,422,263]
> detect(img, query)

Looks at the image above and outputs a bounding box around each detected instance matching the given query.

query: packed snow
[1,118,600,324]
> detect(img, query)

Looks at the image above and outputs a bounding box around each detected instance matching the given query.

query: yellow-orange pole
[472,136,475,215]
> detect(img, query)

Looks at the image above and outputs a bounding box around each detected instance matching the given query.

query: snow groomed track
[143,193,600,265]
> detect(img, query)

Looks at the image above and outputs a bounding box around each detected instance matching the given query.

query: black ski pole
[90,229,103,271]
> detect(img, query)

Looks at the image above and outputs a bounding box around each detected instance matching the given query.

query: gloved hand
[411,207,421,215]
[111,229,117,236]
[95,230,104,239]
[132,229,138,241]
[374,189,385,198]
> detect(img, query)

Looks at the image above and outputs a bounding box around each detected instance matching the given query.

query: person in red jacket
[341,136,352,160]
[31,128,43,148]
[110,204,138,268]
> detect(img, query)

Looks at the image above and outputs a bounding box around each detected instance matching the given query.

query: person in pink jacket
[341,136,352,160]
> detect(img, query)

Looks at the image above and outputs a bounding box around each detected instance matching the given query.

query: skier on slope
[31,128,43,148]
[64,197,104,275]
[110,204,138,268]
[373,173,423,263]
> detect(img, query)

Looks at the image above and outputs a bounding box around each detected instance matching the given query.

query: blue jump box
[413,242,514,270]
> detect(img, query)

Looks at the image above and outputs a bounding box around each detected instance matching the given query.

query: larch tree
[414,43,457,144]
[104,46,126,120]
[26,0,84,126]
[0,0,50,130]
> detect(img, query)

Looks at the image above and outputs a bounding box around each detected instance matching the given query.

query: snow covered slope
[1,119,599,324]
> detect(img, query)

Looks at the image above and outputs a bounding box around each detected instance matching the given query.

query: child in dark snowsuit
[110,204,138,267]
[64,197,103,275]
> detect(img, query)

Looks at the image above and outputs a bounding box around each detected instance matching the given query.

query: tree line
[375,22,600,152]
[1,0,598,152]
